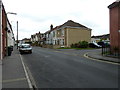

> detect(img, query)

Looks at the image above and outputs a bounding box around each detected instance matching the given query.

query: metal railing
[102,45,120,58]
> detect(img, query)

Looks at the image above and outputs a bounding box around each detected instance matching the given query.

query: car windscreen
[21,45,30,48]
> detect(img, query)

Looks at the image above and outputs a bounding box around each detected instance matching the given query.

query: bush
[71,43,79,48]
[70,41,88,48]
[79,41,88,48]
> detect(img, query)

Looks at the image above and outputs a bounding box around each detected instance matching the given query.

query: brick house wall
[37,20,91,48]
[50,20,92,48]
[65,27,91,47]
[108,1,120,53]
[0,0,2,60]
[2,4,7,58]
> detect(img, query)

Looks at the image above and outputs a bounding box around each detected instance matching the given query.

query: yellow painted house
[51,20,92,47]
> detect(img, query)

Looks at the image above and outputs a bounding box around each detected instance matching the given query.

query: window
[53,32,55,37]
[63,39,64,45]
[55,40,56,45]
[57,39,60,45]
[61,30,64,36]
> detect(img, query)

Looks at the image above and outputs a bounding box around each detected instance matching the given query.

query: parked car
[97,41,110,47]
[89,42,102,48]
[18,43,21,48]
[19,44,32,54]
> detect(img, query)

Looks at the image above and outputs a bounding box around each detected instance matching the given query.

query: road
[21,47,119,88]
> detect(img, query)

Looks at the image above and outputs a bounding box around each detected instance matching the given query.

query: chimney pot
[50,24,53,30]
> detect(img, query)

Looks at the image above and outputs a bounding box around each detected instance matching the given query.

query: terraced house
[45,20,92,48]
[31,20,92,48]
[31,32,41,44]
[0,1,15,59]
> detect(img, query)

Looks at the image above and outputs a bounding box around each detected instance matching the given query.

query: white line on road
[19,54,33,88]
[2,78,26,83]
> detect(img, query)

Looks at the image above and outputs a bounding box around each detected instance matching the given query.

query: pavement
[0,59,2,90]
[85,50,120,64]
[1,47,119,89]
[2,47,30,89]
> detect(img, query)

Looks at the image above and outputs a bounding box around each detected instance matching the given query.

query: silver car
[19,44,32,54]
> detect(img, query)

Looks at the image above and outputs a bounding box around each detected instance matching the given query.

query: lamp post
[7,12,17,15]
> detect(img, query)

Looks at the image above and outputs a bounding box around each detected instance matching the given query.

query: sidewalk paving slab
[2,47,29,88]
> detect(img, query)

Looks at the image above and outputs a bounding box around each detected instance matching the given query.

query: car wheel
[29,50,32,54]
[20,51,23,54]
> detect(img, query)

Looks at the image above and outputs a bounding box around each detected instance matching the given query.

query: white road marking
[19,54,33,88]
[3,78,26,83]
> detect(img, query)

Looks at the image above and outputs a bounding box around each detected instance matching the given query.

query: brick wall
[66,28,91,47]
[0,1,2,60]
[108,1,120,53]
[2,5,7,58]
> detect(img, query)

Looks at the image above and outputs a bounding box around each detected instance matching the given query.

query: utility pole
[17,21,18,49]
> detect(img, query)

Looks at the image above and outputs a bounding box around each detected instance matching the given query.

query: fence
[102,45,120,59]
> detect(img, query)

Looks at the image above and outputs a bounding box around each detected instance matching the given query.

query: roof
[52,20,91,31]
[91,34,110,39]
[61,20,89,29]
[108,0,120,9]
[45,30,51,34]
[44,20,91,34]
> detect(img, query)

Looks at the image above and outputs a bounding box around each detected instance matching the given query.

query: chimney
[50,24,53,30]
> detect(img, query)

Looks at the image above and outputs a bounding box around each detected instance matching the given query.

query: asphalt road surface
[21,47,119,88]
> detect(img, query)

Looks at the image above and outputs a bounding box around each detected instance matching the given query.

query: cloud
[2,0,115,40]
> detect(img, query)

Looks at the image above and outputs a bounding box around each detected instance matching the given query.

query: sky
[2,0,115,40]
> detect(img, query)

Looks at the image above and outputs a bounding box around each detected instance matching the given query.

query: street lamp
[7,12,17,15]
